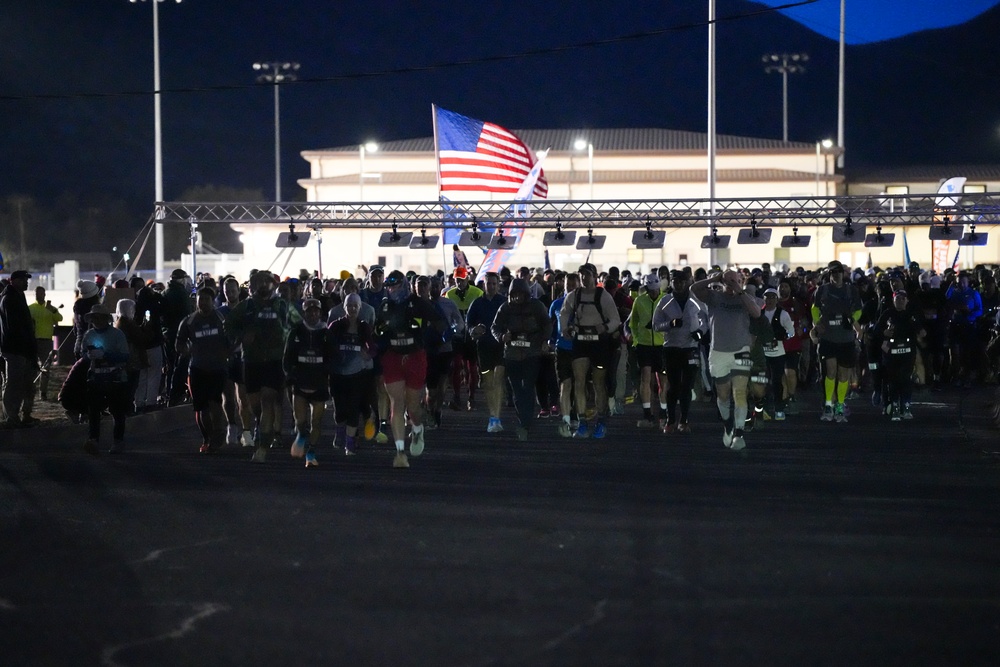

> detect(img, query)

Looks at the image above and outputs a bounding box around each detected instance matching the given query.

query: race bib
[868,362,879,370]
[257,311,278,320]
[751,373,769,384]
[510,340,531,348]
[297,355,322,364]
[828,316,843,327]
[391,336,414,347]
[339,344,362,352]
[890,346,911,355]
[194,327,220,338]
[735,355,753,368]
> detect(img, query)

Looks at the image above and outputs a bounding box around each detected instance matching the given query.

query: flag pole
[431,104,448,272]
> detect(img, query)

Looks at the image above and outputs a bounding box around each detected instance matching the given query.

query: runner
[628,273,667,428]
[445,266,483,410]
[874,289,925,420]
[811,261,863,423]
[283,298,332,467]
[466,272,507,433]
[652,269,703,434]
[549,272,579,437]
[761,288,795,420]
[375,270,445,468]
[175,287,230,454]
[328,293,378,456]
[690,270,760,451]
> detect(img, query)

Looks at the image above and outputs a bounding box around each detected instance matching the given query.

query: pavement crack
[130,537,227,565]
[100,602,228,667]
[541,598,608,651]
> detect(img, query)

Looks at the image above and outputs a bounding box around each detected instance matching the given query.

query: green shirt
[223,296,301,363]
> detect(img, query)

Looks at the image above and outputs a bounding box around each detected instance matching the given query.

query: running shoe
[558,421,572,438]
[517,426,528,441]
[363,417,377,440]
[902,403,914,420]
[592,421,607,439]
[774,411,786,421]
[84,439,99,457]
[723,427,733,448]
[662,421,675,434]
[304,451,319,468]
[487,417,503,433]
[199,443,212,454]
[891,404,902,422]
[637,417,656,428]
[676,422,692,434]
[393,452,409,468]
[376,422,390,444]
[290,434,307,459]
[227,425,240,446]
[575,420,590,439]
[729,434,746,451]
[821,404,834,422]
[270,435,282,450]
[550,405,561,418]
[537,408,550,419]
[251,446,267,463]
[871,390,882,407]
[344,436,357,455]
[834,403,847,423]
[410,428,425,457]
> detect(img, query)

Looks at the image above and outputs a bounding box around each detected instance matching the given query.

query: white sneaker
[410,428,425,457]
[729,435,746,451]
[290,434,307,459]
[240,430,254,448]
[251,446,267,463]
[723,428,733,448]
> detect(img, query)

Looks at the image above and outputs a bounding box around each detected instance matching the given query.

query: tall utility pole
[837,0,846,168]
[762,52,808,142]
[253,61,300,202]
[130,0,181,283]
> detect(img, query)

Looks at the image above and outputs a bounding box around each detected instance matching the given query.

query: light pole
[130,0,180,284]
[358,141,378,200]
[815,138,833,195]
[762,52,808,142]
[573,138,594,199]
[253,61,300,202]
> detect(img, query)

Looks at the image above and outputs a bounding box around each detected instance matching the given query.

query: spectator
[0,270,38,427]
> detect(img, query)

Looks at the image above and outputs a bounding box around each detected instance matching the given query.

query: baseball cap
[170,268,187,280]
[827,260,845,272]
[763,288,779,297]
[302,298,322,311]
[893,289,908,298]
[384,270,406,287]
[454,266,469,280]
[643,273,660,289]
[369,265,385,275]
[10,270,31,280]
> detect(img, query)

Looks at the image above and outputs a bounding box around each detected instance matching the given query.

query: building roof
[848,164,1000,183]
[317,129,814,153]
[301,168,842,186]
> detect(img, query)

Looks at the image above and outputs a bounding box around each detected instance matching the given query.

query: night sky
[1,0,998,218]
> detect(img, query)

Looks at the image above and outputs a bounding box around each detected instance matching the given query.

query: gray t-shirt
[700,289,752,352]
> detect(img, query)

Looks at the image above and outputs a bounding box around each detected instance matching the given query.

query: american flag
[434,106,548,198]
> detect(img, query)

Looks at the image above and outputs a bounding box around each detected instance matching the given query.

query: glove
[670,318,683,329]
[691,330,704,342]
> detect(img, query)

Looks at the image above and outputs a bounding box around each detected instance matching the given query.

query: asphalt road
[2,386,1000,666]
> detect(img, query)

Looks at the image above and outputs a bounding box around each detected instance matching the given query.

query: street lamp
[253,61,300,202]
[816,138,834,195]
[762,52,808,142]
[358,141,378,200]
[130,0,181,284]
[573,138,593,199]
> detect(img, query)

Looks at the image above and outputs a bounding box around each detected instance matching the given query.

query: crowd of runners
[2,257,999,465]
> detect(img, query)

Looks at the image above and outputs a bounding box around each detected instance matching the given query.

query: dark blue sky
[1,0,998,215]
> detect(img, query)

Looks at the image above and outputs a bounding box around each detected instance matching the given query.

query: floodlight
[737,227,772,245]
[779,234,812,248]
[409,232,440,249]
[928,221,963,240]
[632,228,665,249]
[458,230,488,247]
[959,231,989,246]
[542,229,577,246]
[378,225,413,247]
[576,230,606,250]
[864,232,896,248]
[700,230,731,249]
[832,217,866,243]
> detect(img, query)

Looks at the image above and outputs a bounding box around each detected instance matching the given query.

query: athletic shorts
[708,346,752,380]
[554,348,574,382]
[188,366,226,411]
[477,338,504,371]
[243,360,285,393]
[818,340,858,366]
[635,344,664,373]
[292,386,330,403]
[783,350,801,371]
[572,337,614,369]
[427,351,452,387]
[226,354,244,384]
[381,349,428,390]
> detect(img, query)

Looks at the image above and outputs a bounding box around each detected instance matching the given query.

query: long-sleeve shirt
[652,293,704,349]
[627,291,664,347]
[0,286,35,357]
[223,295,300,363]
[328,317,378,376]
[81,326,130,385]
[945,285,983,324]
[176,310,230,372]
[27,301,63,340]
[491,298,550,361]
[466,293,506,335]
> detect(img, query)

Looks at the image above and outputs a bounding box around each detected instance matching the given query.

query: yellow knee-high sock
[824,377,835,403]
[836,380,849,404]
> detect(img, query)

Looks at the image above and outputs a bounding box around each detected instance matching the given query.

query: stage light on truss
[700,229,731,249]
[864,232,896,248]
[928,222,963,240]
[409,231,439,249]
[542,229,577,246]
[632,228,665,249]
[736,227,772,245]
[276,231,310,247]
[576,230,606,250]
[832,216,866,244]
[458,230,488,247]
[779,233,811,248]
[487,232,518,250]
[959,231,989,246]
[378,225,413,248]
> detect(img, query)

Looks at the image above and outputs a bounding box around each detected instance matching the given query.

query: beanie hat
[77,280,99,299]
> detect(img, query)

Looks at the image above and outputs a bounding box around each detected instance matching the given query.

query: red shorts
[380,349,427,390]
